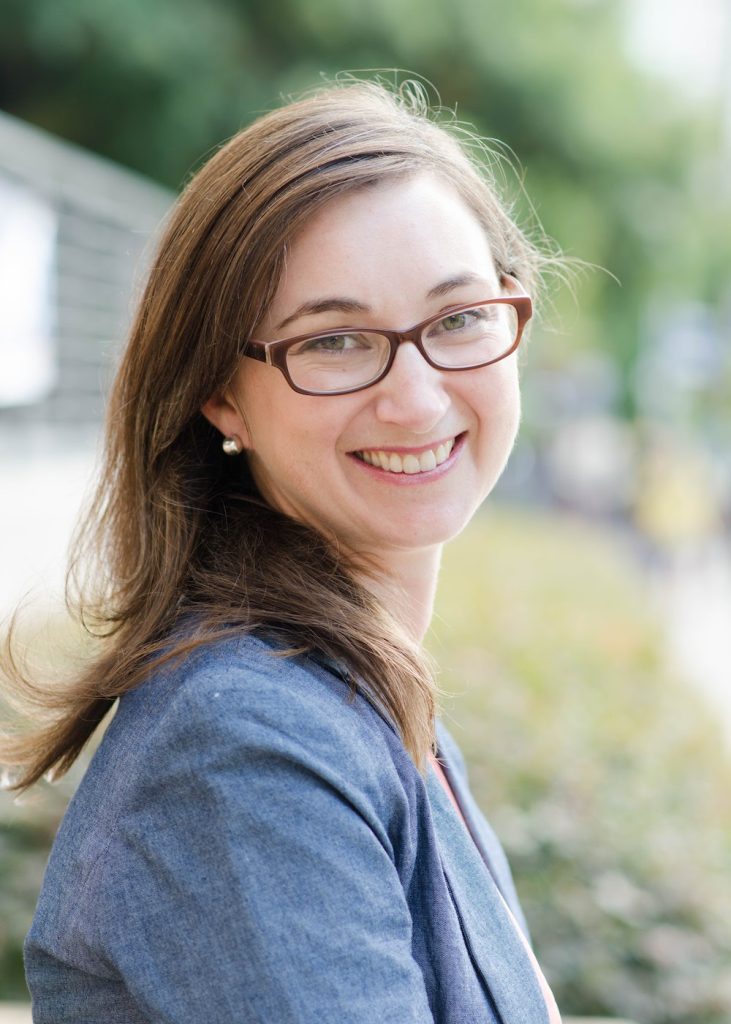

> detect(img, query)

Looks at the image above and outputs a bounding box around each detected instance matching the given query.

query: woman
[4,81,561,1022]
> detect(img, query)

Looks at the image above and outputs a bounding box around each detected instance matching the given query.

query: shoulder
[100,631,417,836]
[124,632,394,763]
[28,634,436,1018]
[42,632,422,909]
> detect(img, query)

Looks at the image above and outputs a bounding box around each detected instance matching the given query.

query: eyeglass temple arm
[242,341,269,363]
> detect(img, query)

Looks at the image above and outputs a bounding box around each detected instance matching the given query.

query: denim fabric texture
[25,633,549,1024]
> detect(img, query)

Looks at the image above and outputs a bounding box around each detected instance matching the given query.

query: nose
[371,342,450,432]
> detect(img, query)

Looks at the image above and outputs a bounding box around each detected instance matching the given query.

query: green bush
[0,616,95,999]
[430,504,731,1024]
[0,787,69,998]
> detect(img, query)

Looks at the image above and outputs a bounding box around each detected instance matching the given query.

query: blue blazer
[25,634,550,1023]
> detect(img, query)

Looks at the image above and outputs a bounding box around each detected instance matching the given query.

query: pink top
[428,750,562,1024]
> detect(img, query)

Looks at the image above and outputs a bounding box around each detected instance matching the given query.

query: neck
[356,544,443,643]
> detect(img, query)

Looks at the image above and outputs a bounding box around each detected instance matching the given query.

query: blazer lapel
[434,730,532,939]
[426,767,549,1024]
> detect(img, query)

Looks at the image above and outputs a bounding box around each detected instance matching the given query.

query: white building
[0,111,173,609]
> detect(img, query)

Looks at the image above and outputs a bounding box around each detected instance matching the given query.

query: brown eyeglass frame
[243,276,533,396]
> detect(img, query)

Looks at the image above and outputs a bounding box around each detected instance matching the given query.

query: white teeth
[419,449,437,472]
[356,437,458,474]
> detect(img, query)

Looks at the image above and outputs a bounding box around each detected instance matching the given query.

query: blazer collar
[426,764,549,1024]
[434,726,531,938]
[308,651,549,1021]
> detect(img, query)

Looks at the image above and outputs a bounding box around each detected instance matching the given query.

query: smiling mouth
[351,435,461,475]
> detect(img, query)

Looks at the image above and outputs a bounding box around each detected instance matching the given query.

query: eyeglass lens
[285,302,519,394]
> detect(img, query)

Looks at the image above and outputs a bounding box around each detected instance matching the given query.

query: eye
[441,312,472,331]
[439,307,496,331]
[428,307,493,338]
[294,332,370,355]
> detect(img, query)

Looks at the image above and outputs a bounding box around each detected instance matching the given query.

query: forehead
[262,174,498,330]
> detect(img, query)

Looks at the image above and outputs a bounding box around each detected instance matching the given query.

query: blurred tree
[1,0,728,420]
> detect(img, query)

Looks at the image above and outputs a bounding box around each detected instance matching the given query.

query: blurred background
[0,0,729,1021]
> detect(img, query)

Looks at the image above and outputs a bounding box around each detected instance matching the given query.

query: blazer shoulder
[111,632,413,819]
[137,632,392,746]
[27,634,437,1022]
[42,633,418,912]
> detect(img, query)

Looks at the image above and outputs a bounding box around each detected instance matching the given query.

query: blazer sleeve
[92,656,435,1024]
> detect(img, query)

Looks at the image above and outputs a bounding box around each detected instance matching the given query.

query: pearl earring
[222,435,243,456]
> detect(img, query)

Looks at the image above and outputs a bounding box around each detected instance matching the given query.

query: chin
[389,509,478,551]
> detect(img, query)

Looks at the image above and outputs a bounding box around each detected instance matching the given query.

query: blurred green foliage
[430,505,731,1024]
[0,617,96,999]
[1,0,729,418]
[0,790,66,999]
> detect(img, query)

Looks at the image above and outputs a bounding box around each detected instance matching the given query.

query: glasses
[244,280,532,396]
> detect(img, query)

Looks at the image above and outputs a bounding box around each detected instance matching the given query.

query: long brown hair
[1,79,546,791]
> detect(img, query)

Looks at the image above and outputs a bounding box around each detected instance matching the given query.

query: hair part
[1,77,550,792]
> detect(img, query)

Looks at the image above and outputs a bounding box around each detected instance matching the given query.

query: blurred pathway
[0,1005,32,1024]
[0,439,97,615]
[651,540,731,747]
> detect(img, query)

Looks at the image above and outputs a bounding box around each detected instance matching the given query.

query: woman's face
[204,174,522,563]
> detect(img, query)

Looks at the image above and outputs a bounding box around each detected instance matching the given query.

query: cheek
[244,388,349,477]
[469,359,521,422]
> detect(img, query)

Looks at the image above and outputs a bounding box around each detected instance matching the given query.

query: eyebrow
[275,298,368,332]
[274,273,488,331]
[425,272,485,298]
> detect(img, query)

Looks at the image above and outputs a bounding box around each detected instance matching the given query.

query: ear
[500,271,522,295]
[200,388,252,449]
